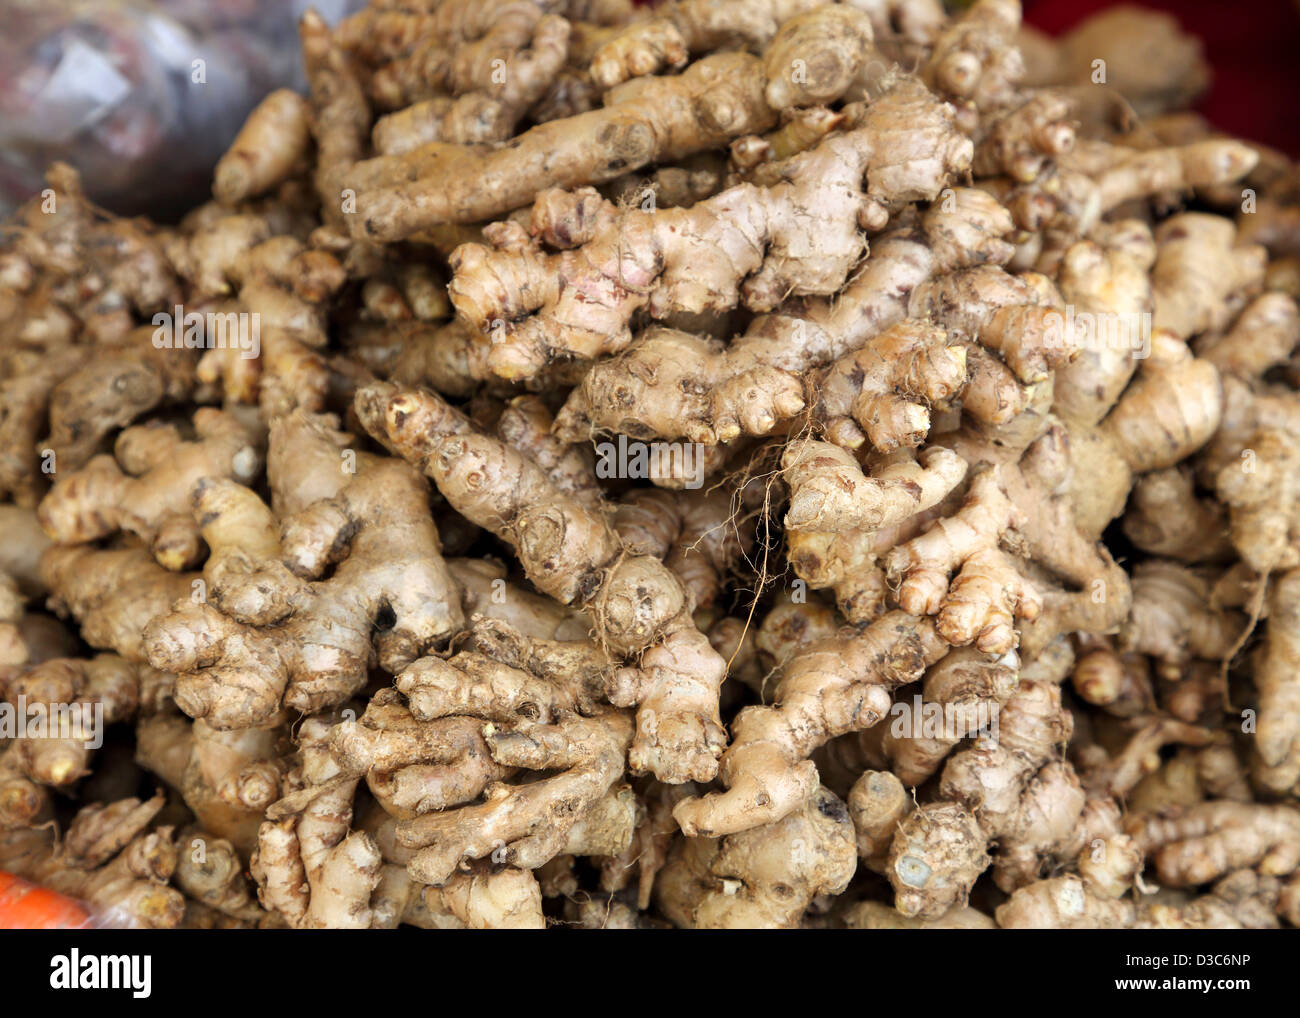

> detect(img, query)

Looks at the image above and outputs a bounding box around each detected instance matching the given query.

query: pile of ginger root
[3,0,1300,930]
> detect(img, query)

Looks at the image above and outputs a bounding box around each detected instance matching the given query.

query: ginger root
[655,784,856,928]
[357,380,728,785]
[5,0,1300,937]
[0,794,184,928]
[143,412,462,728]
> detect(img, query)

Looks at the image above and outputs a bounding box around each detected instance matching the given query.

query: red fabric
[1024,0,1300,155]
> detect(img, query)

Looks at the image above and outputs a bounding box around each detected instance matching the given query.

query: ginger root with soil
[3,0,1300,933]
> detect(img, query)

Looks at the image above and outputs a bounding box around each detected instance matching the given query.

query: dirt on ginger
[2,0,1299,933]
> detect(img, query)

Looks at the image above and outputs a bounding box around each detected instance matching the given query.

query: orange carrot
[0,871,93,929]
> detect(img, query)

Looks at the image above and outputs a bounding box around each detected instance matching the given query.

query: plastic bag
[0,0,360,220]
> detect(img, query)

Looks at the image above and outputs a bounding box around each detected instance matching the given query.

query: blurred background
[1,0,1296,220]
[1023,0,1300,159]
[0,0,363,219]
